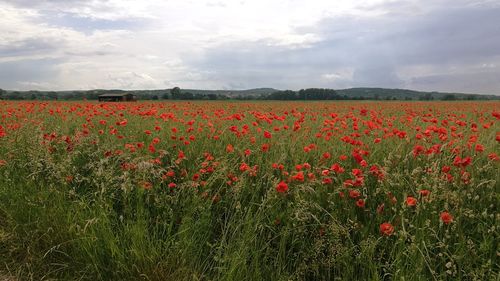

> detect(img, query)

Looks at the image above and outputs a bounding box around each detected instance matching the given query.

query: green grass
[0,101,499,280]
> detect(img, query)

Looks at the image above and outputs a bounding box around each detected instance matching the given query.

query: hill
[0,87,498,100]
[335,88,499,100]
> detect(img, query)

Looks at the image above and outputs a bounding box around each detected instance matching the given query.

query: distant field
[0,101,498,280]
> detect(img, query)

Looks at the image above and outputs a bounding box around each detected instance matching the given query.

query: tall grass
[0,101,498,280]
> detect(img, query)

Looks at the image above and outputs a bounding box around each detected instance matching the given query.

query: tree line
[0,87,495,101]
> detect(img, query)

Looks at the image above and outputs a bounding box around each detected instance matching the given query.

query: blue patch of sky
[42,12,145,34]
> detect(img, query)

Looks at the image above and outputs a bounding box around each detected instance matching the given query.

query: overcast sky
[1,0,499,94]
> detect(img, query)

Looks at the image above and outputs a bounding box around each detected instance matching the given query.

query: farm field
[0,100,498,280]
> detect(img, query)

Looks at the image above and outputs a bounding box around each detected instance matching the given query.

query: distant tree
[162,91,169,99]
[441,94,457,101]
[297,88,339,100]
[465,95,476,100]
[85,92,101,100]
[6,91,24,100]
[171,87,181,99]
[151,95,159,100]
[65,93,78,100]
[298,89,306,100]
[183,92,194,100]
[207,94,217,100]
[47,91,59,100]
[0,88,5,99]
[419,93,434,100]
[267,90,297,100]
[193,93,205,100]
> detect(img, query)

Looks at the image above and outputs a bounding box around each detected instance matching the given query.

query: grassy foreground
[0,101,498,280]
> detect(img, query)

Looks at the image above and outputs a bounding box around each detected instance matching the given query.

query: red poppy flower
[356,199,365,208]
[352,169,363,177]
[261,143,270,152]
[141,182,153,190]
[475,144,484,152]
[440,211,453,224]
[322,178,332,184]
[177,150,185,159]
[380,222,394,236]
[292,171,305,182]
[488,153,499,161]
[405,196,417,207]
[148,144,156,153]
[349,189,361,199]
[276,181,288,193]
[419,189,431,197]
[239,163,250,172]
[441,166,451,173]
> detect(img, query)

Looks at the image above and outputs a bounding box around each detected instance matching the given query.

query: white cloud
[322,73,342,80]
[0,0,499,94]
[321,68,354,82]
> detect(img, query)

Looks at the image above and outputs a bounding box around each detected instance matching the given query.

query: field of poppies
[0,100,498,280]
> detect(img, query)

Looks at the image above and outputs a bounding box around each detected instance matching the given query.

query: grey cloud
[0,58,63,89]
[185,0,500,93]
[352,65,404,88]
[0,38,63,58]
[183,41,333,89]
[410,70,500,94]
[301,3,500,67]
[377,6,500,64]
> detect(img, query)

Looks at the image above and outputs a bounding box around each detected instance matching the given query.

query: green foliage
[171,86,182,99]
[266,88,343,100]
[441,94,457,101]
